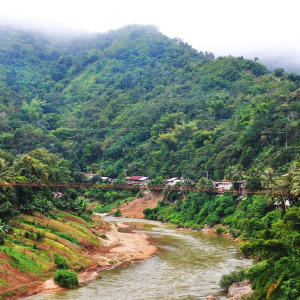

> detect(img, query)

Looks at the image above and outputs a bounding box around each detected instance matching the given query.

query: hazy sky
[1,0,300,71]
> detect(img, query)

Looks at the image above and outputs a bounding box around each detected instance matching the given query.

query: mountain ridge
[0,24,299,183]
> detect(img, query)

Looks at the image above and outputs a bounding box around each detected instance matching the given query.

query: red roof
[126,176,146,180]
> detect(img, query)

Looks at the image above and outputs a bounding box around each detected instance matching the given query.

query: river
[28,217,252,300]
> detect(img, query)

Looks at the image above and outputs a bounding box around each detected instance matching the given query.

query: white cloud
[1,0,300,71]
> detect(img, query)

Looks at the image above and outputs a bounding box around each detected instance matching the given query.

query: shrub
[35,232,44,242]
[143,208,152,217]
[216,227,226,234]
[52,230,80,246]
[114,209,121,217]
[54,270,78,288]
[54,253,69,269]
[0,235,4,245]
[219,269,247,291]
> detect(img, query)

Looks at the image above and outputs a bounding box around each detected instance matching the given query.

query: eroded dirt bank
[28,220,157,298]
[111,191,163,218]
[0,212,156,299]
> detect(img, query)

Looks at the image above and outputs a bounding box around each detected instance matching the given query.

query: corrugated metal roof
[126,176,148,181]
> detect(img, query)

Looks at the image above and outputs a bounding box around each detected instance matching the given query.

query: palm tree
[260,168,276,190]
[290,160,300,199]
[225,164,245,193]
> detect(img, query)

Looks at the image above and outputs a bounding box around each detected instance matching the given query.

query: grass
[0,210,106,290]
[94,199,126,213]
[54,253,69,269]
[51,230,80,246]
[18,216,80,246]
[0,278,10,288]
[0,285,27,298]
[54,270,78,289]
[0,246,41,275]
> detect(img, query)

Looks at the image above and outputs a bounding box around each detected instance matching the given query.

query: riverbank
[110,191,162,218]
[27,216,253,300]
[33,221,157,297]
[0,212,157,299]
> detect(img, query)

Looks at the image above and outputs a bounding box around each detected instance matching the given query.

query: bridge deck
[0,182,280,195]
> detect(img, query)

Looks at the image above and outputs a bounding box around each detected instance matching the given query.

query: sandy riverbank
[24,221,157,298]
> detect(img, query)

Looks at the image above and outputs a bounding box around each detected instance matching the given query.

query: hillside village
[82,172,248,193]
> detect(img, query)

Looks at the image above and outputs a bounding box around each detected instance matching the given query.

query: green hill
[0,24,299,181]
[0,24,299,300]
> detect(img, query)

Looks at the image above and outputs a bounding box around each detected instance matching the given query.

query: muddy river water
[28,217,252,300]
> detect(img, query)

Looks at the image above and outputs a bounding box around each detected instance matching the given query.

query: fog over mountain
[1,0,299,73]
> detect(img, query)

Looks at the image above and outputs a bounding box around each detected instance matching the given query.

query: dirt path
[111,191,162,218]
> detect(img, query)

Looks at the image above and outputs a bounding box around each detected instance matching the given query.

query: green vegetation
[54,270,78,289]
[94,199,125,214]
[0,211,106,296]
[51,230,80,246]
[54,253,69,269]
[144,162,300,299]
[0,25,298,181]
[0,24,299,299]
[215,227,226,234]
[0,246,42,275]
[91,189,135,214]
[114,208,122,217]
[144,191,237,228]
[219,269,247,291]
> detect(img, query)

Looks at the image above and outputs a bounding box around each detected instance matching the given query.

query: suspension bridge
[0,182,282,195]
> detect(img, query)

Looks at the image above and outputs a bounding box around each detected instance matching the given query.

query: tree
[149,176,163,186]
[290,159,300,199]
[260,163,300,214]
[0,158,14,186]
[225,164,246,192]
[21,99,44,125]
[261,168,276,190]
[196,177,214,190]
[28,148,72,182]
[13,154,48,182]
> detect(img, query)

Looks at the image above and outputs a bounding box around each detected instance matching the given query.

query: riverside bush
[0,235,4,245]
[216,227,226,234]
[54,270,78,288]
[54,253,69,269]
[114,208,121,217]
[219,269,246,291]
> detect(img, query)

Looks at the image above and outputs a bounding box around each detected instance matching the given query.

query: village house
[126,176,149,185]
[53,191,63,198]
[213,179,233,192]
[81,172,97,179]
[164,177,184,186]
[101,177,113,183]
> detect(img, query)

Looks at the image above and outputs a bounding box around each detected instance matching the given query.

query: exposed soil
[111,191,163,218]
[22,219,157,299]
[228,279,253,300]
[0,252,43,299]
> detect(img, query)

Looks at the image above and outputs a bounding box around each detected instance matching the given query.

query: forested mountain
[0,24,299,182]
[0,25,299,300]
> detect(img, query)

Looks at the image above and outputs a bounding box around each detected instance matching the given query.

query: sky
[1,0,300,72]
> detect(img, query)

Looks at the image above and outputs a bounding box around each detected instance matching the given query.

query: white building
[126,176,149,185]
[164,177,184,186]
[213,179,233,191]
